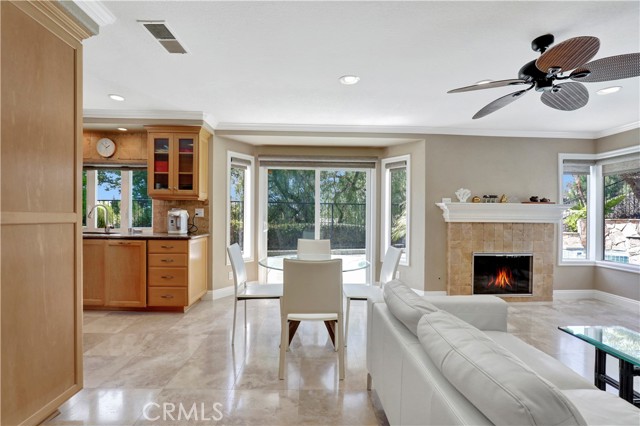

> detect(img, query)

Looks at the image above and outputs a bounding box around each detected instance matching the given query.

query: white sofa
[366,280,640,426]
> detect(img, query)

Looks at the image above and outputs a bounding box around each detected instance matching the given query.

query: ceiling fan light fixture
[339,75,360,85]
[109,94,125,101]
[596,86,621,95]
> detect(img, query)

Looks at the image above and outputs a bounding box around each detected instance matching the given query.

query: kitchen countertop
[82,232,209,240]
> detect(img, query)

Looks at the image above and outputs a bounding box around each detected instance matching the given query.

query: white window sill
[595,261,640,274]
[558,260,596,267]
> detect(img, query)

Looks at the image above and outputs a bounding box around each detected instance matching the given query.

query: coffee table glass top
[259,255,369,272]
[559,326,640,366]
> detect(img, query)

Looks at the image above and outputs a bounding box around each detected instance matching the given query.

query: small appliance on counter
[168,208,189,234]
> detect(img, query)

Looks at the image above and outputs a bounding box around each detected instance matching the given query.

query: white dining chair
[342,246,403,345]
[297,238,331,260]
[279,258,345,380]
[227,243,282,346]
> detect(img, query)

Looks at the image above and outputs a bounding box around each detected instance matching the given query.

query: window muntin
[382,155,410,266]
[227,153,254,259]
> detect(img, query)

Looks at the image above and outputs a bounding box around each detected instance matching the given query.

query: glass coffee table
[559,325,640,406]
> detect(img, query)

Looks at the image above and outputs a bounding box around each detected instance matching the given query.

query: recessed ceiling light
[596,86,621,95]
[476,80,492,85]
[339,75,360,85]
[117,127,127,131]
[109,94,125,101]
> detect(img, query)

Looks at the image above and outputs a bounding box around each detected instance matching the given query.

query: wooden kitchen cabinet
[147,237,208,310]
[146,126,210,201]
[83,240,147,308]
[105,240,147,307]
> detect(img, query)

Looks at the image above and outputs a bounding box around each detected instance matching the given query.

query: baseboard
[554,289,640,311]
[201,287,234,301]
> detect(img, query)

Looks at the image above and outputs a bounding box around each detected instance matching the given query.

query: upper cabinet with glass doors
[146,126,210,200]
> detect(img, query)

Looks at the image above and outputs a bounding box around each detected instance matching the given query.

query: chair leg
[244,300,247,329]
[337,316,345,380]
[231,298,238,346]
[345,297,351,347]
[279,316,288,380]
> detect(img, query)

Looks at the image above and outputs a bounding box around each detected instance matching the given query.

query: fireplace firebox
[473,253,533,296]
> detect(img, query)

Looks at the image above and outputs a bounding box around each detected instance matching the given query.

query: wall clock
[96,138,116,158]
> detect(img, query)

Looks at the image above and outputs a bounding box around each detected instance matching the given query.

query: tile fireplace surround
[436,203,569,302]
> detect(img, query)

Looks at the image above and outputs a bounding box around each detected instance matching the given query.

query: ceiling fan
[448,34,640,119]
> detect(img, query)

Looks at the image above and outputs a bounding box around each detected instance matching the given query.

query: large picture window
[559,148,640,270]
[382,155,410,265]
[83,167,152,232]
[227,152,254,259]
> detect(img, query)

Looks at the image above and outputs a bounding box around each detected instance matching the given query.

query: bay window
[227,152,254,259]
[382,155,410,265]
[559,148,640,270]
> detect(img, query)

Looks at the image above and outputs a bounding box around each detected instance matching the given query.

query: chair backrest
[227,243,247,295]
[297,238,331,260]
[282,259,342,315]
[378,246,403,286]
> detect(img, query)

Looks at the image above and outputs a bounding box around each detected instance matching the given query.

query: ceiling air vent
[139,21,187,54]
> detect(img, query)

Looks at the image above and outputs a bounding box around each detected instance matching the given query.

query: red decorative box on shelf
[155,161,168,172]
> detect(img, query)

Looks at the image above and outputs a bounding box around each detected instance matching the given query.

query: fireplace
[473,253,533,296]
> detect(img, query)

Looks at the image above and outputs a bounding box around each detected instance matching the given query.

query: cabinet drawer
[148,240,188,254]
[148,253,187,267]
[148,287,187,307]
[148,267,187,287]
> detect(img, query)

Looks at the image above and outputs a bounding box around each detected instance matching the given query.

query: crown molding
[215,122,599,140]
[594,121,640,139]
[83,109,218,133]
[71,0,116,28]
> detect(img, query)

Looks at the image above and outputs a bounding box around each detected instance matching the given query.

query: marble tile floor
[47,297,639,425]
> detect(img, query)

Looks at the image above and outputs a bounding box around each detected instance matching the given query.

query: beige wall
[593,128,640,301]
[423,134,596,293]
[385,140,426,290]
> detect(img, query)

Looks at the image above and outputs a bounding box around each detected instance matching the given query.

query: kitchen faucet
[88,204,113,233]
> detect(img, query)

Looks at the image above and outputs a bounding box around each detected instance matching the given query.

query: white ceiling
[81,1,640,143]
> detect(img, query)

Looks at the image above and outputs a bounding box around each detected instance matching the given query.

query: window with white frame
[227,152,254,259]
[83,167,152,231]
[382,155,410,265]
[559,148,640,268]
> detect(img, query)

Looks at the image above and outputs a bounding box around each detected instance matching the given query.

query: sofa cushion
[417,311,587,426]
[383,280,438,335]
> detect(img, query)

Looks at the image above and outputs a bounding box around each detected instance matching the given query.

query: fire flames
[488,267,514,289]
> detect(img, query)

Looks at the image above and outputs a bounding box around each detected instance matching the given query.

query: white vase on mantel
[455,188,471,203]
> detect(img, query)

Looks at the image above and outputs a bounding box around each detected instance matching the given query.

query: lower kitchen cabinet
[105,240,147,307]
[83,239,147,308]
[147,237,208,310]
[83,236,207,311]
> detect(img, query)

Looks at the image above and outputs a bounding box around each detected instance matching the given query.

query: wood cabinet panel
[148,240,188,254]
[148,267,187,287]
[83,240,105,306]
[148,253,188,267]
[2,224,78,425]
[188,237,208,305]
[105,241,147,307]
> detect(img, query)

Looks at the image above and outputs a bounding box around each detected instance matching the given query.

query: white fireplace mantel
[435,202,570,223]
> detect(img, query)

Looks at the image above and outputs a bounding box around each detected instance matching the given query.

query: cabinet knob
[160,294,174,299]
[161,275,174,279]
[161,259,174,263]
[118,242,131,245]
[161,245,174,249]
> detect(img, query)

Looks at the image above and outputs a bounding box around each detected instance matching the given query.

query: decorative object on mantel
[529,196,539,202]
[455,188,471,203]
[482,195,499,203]
[523,196,555,204]
[499,194,508,203]
[472,196,481,203]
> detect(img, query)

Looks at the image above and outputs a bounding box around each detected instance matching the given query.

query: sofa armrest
[423,295,508,331]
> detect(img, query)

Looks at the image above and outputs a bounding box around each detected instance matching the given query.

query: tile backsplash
[153,199,209,235]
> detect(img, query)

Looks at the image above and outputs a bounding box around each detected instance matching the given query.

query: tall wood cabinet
[1,1,92,425]
[147,126,210,201]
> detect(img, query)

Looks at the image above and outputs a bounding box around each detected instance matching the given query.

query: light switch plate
[195,208,204,217]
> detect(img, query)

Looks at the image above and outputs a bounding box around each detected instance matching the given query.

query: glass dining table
[258,254,370,347]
